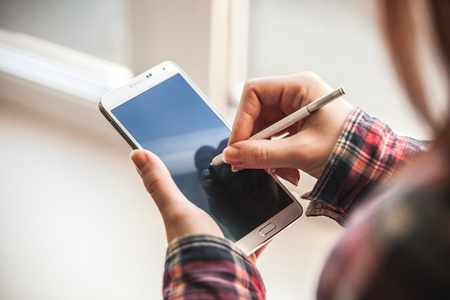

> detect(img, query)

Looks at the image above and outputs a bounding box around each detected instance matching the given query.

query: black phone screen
[112,74,293,242]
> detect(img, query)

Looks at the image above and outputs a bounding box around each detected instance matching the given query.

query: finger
[229,73,326,146]
[248,241,271,265]
[131,150,225,242]
[273,168,300,186]
[229,77,290,145]
[130,150,186,213]
[224,136,301,170]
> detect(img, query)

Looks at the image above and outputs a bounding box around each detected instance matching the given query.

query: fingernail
[223,146,242,165]
[300,192,311,199]
[285,174,300,186]
[231,166,245,173]
[130,150,148,172]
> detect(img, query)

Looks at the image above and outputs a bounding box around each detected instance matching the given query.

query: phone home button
[259,222,276,236]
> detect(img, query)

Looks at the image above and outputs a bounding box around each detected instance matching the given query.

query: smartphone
[99,61,302,254]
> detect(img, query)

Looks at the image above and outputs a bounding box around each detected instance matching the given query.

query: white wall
[248,0,431,140]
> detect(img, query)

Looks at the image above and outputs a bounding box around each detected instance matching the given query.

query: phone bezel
[99,61,303,254]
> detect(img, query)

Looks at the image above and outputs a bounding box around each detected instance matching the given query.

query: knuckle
[144,175,162,197]
[242,80,254,93]
[251,144,271,167]
[298,71,320,81]
[243,78,261,92]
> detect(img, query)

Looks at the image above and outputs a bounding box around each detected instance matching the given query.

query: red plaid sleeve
[304,108,429,225]
[163,234,265,299]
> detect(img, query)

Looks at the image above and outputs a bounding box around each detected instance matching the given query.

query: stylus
[210,86,346,166]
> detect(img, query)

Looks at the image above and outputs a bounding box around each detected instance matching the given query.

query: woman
[130,0,450,298]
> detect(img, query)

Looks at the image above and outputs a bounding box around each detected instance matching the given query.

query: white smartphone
[99,61,302,254]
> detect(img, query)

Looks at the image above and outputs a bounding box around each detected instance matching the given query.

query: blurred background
[0,0,430,299]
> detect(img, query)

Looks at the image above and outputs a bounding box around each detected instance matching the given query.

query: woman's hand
[225,72,353,180]
[130,150,224,242]
[130,149,265,264]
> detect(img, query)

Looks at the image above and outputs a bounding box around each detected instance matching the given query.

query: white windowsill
[0,29,133,137]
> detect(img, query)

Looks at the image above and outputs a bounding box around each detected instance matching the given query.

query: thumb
[130,149,224,242]
[130,149,186,213]
[223,137,299,170]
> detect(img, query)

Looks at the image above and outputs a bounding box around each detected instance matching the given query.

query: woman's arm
[304,108,429,225]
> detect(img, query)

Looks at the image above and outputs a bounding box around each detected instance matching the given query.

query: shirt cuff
[303,107,425,225]
[163,234,265,299]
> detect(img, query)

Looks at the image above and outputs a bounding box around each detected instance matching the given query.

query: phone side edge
[98,100,139,150]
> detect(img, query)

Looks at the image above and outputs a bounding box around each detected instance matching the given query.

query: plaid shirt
[304,107,427,225]
[162,108,432,299]
[164,234,265,299]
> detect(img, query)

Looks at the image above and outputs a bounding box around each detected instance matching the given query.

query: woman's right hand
[224,72,353,181]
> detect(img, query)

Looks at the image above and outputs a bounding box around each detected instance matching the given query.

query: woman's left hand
[130,149,265,264]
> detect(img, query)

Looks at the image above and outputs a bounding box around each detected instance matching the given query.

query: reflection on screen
[112,74,292,241]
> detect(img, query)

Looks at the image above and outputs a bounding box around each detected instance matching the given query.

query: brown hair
[378,0,450,142]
